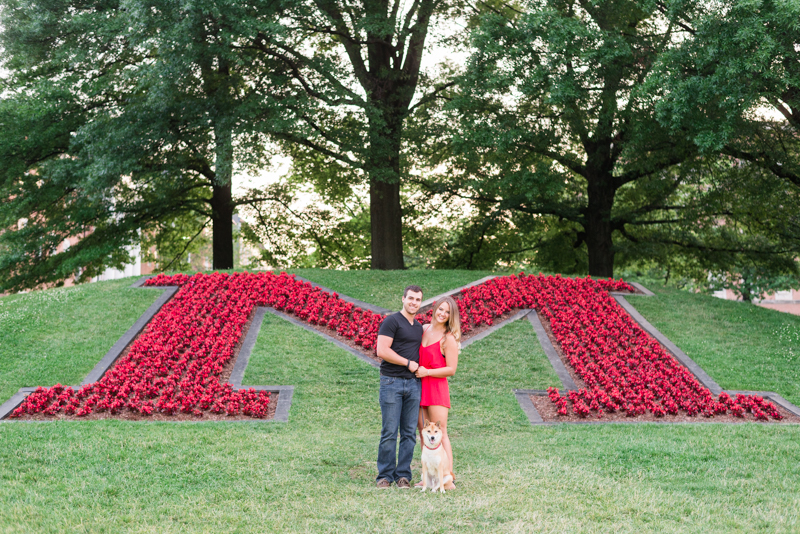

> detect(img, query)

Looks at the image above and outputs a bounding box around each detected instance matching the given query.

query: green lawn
[1,271,799,533]
[0,278,163,402]
[288,268,498,310]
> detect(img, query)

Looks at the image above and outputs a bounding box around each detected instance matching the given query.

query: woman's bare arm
[415,333,458,378]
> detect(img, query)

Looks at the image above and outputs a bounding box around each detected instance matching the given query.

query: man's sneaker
[396,477,411,489]
[376,478,391,489]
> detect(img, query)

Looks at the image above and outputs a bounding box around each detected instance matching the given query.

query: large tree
[421,0,799,277]
[247,0,461,269]
[653,0,800,255]
[434,0,701,276]
[0,0,300,290]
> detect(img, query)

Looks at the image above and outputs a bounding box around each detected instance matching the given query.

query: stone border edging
[514,282,800,425]
[229,307,268,387]
[418,275,497,313]
[264,307,381,369]
[725,390,800,418]
[461,309,531,349]
[514,389,546,424]
[82,285,180,385]
[613,293,724,395]
[526,311,578,391]
[0,387,41,421]
[237,385,295,422]
[129,275,154,288]
[293,275,391,315]
[0,276,297,422]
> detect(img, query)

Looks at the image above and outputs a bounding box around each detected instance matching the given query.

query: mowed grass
[288,268,497,310]
[627,284,800,405]
[0,278,163,402]
[0,271,799,533]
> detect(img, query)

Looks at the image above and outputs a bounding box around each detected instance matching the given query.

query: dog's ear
[423,418,429,427]
[435,421,441,428]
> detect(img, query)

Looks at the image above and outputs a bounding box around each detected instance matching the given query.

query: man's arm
[377,335,419,372]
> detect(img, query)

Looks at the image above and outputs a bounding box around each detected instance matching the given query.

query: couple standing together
[375,285,460,489]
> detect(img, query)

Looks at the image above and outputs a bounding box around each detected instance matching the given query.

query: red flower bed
[524,275,782,421]
[11,271,781,422]
[420,274,781,421]
[12,271,388,419]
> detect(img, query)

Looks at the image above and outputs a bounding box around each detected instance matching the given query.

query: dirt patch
[530,394,800,424]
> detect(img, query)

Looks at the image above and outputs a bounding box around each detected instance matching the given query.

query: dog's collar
[423,442,442,451]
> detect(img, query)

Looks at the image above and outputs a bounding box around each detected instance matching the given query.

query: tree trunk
[370,177,404,269]
[368,115,405,270]
[585,174,616,278]
[212,123,234,270]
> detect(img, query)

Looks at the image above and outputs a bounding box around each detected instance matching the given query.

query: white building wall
[93,244,142,282]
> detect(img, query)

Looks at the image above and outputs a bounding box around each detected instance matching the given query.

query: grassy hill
[1,270,799,533]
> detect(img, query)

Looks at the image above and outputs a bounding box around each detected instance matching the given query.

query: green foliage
[654,0,800,163]
[708,265,800,304]
[140,211,212,273]
[0,0,303,290]
[650,0,800,276]
[239,181,372,269]
[410,0,800,281]
[426,0,702,276]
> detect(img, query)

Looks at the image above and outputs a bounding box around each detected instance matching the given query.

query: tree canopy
[1,0,798,289]
[0,0,302,290]
[413,0,800,279]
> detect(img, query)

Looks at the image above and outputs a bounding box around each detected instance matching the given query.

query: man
[375,285,424,489]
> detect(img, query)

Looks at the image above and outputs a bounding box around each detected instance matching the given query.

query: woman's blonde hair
[433,296,461,352]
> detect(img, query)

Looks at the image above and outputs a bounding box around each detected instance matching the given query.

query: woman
[415,296,460,490]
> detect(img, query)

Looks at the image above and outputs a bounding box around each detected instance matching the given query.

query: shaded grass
[288,269,498,310]
[627,284,800,405]
[0,278,162,402]
[1,273,800,532]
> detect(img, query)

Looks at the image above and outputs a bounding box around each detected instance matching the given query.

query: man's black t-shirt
[378,312,423,379]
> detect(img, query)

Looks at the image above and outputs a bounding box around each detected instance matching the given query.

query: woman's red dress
[419,334,451,408]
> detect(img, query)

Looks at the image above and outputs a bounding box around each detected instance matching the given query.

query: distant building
[53,214,261,288]
[713,288,800,316]
[54,236,156,287]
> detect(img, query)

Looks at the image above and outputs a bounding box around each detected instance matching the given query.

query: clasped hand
[414,365,429,378]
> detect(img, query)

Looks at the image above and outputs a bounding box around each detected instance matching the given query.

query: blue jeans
[377,376,421,482]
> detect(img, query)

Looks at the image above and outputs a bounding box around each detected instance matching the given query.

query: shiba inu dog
[419,420,453,493]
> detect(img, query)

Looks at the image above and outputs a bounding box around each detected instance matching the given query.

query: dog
[419,420,453,493]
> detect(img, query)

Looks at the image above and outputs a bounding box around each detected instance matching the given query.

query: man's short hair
[403,285,423,298]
